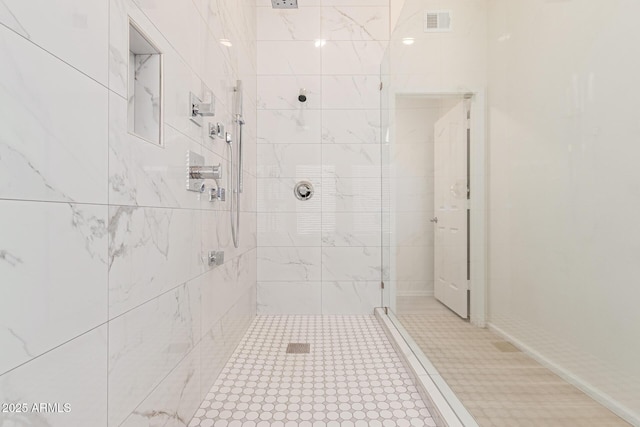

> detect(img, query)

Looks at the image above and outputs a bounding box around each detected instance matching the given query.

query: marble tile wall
[0,0,257,426]
[255,0,389,314]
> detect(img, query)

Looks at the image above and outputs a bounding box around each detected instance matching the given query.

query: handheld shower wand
[228,80,245,249]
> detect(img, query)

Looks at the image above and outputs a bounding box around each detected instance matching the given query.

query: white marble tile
[321,176,381,212]
[200,249,257,334]
[0,25,108,205]
[257,282,322,314]
[258,75,322,109]
[219,287,256,358]
[108,281,200,427]
[257,7,321,41]
[257,40,321,75]
[0,200,107,375]
[130,52,162,144]
[240,173,259,213]
[258,212,322,247]
[258,247,322,282]
[214,211,257,261]
[196,0,236,42]
[257,177,321,212]
[322,109,380,144]
[322,246,381,281]
[257,109,322,144]
[0,0,108,84]
[109,0,171,97]
[322,211,381,246]
[257,143,322,178]
[120,345,201,427]
[322,281,381,314]
[201,31,237,112]
[109,93,210,209]
[322,75,380,109]
[199,320,227,400]
[108,206,202,318]
[322,143,381,178]
[0,326,107,427]
[322,40,385,75]
[163,54,211,145]
[321,6,389,41]
[132,0,205,76]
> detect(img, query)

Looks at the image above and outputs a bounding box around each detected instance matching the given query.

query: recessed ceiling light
[314,39,326,48]
[402,37,415,45]
[220,39,232,47]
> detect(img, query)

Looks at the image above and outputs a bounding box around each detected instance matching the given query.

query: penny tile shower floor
[189,315,436,427]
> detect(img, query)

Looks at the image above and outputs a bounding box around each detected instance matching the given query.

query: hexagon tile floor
[189,315,436,427]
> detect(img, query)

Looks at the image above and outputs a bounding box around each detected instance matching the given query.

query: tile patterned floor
[189,315,436,427]
[396,297,630,427]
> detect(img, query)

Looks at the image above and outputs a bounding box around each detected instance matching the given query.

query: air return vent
[424,10,452,32]
[272,0,298,8]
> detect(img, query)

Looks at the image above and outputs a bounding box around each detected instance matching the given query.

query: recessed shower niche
[128,21,163,145]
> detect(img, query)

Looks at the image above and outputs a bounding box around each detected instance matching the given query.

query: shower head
[271,0,298,9]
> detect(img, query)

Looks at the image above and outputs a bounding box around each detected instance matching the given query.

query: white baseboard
[397,290,434,297]
[488,323,639,426]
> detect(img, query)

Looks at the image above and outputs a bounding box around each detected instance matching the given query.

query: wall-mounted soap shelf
[128,20,163,145]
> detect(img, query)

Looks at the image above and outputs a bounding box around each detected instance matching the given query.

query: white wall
[381,0,487,307]
[0,0,257,425]
[487,0,640,421]
[255,0,389,314]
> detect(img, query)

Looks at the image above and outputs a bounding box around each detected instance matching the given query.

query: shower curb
[374,308,477,427]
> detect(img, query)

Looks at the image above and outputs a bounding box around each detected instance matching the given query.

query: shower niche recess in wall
[128,21,163,146]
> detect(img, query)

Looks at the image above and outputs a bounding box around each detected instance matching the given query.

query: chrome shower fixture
[189,91,215,127]
[298,88,307,103]
[186,150,222,192]
[271,0,298,8]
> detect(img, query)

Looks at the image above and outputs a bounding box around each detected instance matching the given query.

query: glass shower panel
[380,0,640,425]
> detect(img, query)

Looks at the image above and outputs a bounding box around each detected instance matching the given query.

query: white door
[433,100,469,318]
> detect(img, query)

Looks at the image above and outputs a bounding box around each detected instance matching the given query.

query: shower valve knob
[209,187,226,202]
[208,250,224,267]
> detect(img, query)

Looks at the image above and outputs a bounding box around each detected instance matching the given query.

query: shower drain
[286,343,310,354]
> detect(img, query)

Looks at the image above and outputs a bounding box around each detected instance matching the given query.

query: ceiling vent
[424,10,452,32]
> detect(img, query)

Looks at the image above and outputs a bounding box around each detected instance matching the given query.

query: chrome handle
[430,217,438,224]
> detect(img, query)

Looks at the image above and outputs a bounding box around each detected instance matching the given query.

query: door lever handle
[430,217,438,223]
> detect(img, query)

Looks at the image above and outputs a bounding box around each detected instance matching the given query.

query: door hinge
[379,82,383,91]
[467,280,471,290]
[384,306,389,315]
[381,281,385,289]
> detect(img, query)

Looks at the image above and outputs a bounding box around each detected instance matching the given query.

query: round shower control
[294,181,314,201]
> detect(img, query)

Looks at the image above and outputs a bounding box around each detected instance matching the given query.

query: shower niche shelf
[128,21,163,146]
